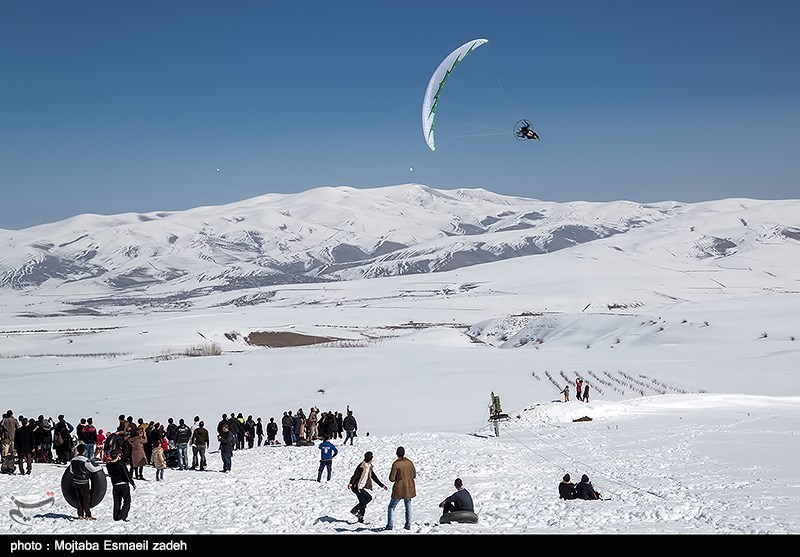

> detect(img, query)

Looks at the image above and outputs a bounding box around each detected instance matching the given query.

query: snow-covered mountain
[1,184,798,309]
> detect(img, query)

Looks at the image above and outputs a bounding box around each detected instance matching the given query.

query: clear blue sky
[1,0,798,229]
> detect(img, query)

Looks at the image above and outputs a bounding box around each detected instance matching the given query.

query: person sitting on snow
[559,473,577,499]
[439,477,474,515]
[576,474,602,500]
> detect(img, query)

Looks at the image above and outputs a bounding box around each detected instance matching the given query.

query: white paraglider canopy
[421,38,488,151]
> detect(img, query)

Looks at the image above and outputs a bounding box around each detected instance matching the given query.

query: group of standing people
[2,405,359,479]
[561,377,590,403]
[103,414,210,480]
[1,411,94,474]
[280,406,358,447]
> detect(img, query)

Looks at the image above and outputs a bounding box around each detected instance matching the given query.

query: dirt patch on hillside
[245,331,342,348]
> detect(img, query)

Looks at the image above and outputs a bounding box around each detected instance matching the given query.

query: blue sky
[1,0,798,229]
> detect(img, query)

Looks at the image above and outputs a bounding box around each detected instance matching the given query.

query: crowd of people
[1,404,364,523]
[279,405,358,447]
[3,404,604,527]
[1,404,360,479]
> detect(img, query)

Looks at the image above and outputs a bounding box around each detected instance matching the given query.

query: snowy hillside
[7,185,798,306]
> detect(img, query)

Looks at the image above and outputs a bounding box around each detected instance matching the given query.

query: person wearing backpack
[53,415,74,465]
[37,416,54,463]
[266,417,278,445]
[103,426,125,463]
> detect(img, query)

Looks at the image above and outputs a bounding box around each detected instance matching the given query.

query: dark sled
[439,510,479,524]
[1,454,15,474]
[61,466,107,509]
[164,448,180,468]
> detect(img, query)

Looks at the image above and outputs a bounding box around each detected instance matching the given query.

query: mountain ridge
[1,184,797,305]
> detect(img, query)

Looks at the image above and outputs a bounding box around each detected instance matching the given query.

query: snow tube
[61,467,107,509]
[439,510,479,524]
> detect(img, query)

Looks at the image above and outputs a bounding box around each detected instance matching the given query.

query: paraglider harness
[514,119,540,141]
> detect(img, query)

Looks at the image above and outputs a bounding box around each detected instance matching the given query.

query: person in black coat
[190,421,209,471]
[104,426,126,462]
[226,414,240,450]
[244,415,256,449]
[14,417,36,474]
[53,415,74,465]
[267,417,278,445]
[36,416,54,463]
[292,411,303,444]
[216,414,228,436]
[343,409,358,445]
[217,424,235,472]
[576,474,602,500]
[255,417,264,447]
[165,418,178,447]
[320,411,336,440]
[216,414,228,450]
[558,473,577,500]
[335,412,344,440]
[106,449,136,521]
[281,412,293,446]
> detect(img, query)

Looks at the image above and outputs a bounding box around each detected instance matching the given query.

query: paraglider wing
[422,38,488,151]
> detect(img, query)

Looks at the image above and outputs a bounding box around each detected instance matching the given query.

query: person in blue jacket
[316,434,339,482]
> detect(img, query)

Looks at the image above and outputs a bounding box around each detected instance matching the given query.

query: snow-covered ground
[2,394,799,536]
[2,195,800,536]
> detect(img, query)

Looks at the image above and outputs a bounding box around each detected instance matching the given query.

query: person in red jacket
[96,429,106,460]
